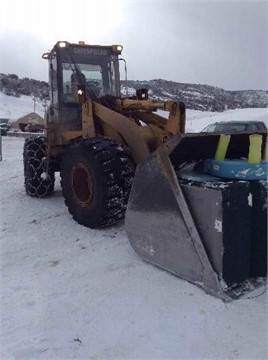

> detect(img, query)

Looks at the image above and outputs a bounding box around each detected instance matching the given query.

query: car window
[215,124,247,132]
[202,123,248,132]
[247,124,259,131]
[202,124,217,132]
[202,121,266,133]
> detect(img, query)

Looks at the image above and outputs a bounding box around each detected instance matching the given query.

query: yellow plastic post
[248,134,262,164]
[264,136,268,161]
[214,134,231,161]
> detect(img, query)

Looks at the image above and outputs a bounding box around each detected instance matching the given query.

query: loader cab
[42,41,123,135]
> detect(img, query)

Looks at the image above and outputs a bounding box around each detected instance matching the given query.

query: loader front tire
[23,136,55,197]
[60,138,134,228]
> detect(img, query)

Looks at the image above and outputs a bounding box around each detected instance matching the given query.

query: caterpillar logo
[73,47,109,56]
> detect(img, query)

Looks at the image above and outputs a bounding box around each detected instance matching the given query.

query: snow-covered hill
[1,72,267,114]
[1,92,268,134]
[122,79,268,111]
[0,92,45,121]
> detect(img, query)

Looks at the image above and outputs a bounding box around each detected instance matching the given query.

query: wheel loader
[23,41,267,301]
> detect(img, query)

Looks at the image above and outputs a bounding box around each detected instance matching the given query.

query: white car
[202,120,267,133]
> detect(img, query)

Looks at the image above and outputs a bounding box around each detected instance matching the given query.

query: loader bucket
[125,132,267,301]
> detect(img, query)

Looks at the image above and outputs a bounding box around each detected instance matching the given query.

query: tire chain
[97,139,134,224]
[23,136,55,197]
[61,137,134,227]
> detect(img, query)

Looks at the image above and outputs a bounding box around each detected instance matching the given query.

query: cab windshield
[60,47,118,101]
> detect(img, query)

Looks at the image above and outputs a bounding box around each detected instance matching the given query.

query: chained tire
[60,137,134,228]
[23,136,55,197]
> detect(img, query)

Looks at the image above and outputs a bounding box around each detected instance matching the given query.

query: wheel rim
[71,163,93,207]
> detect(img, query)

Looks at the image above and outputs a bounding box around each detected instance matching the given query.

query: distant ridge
[1,73,267,112]
[121,79,268,112]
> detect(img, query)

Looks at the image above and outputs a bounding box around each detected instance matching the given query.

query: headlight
[116,45,123,52]
[112,45,123,54]
[56,41,69,48]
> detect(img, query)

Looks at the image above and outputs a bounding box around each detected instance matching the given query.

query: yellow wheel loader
[23,41,267,300]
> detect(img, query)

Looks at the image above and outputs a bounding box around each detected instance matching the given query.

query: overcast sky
[1,0,267,90]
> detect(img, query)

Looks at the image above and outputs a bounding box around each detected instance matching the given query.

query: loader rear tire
[23,136,55,197]
[60,137,134,228]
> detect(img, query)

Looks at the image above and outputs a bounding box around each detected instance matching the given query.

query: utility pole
[0,131,2,161]
[42,98,48,116]
[33,95,36,113]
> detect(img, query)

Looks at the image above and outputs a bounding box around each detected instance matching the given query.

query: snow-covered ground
[0,103,267,359]
[0,93,45,121]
